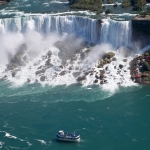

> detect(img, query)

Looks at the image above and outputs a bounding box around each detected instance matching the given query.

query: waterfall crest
[100,19,132,48]
[0,15,131,47]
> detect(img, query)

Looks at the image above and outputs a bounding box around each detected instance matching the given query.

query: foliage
[107,0,113,4]
[132,0,146,11]
[102,5,106,9]
[68,0,103,11]
[147,6,150,13]
[139,11,147,17]
[96,10,103,14]
[122,0,130,8]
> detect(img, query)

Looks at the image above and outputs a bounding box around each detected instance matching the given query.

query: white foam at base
[36,139,47,145]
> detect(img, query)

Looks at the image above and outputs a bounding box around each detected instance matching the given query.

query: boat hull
[57,137,80,142]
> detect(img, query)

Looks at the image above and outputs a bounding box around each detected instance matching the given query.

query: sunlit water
[0,82,150,150]
[0,0,150,149]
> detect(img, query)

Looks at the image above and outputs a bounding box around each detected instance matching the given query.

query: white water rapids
[0,15,136,90]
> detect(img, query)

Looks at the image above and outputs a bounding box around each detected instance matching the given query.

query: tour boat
[56,130,80,142]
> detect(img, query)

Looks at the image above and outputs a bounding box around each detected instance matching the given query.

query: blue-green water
[0,0,150,149]
[0,82,150,149]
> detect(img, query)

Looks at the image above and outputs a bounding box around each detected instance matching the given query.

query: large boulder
[73,72,80,78]
[77,76,86,81]
[102,52,115,60]
[12,71,16,77]
[59,71,66,76]
[45,59,52,66]
[36,69,46,75]
[47,50,52,58]
[143,61,150,71]
[40,76,46,82]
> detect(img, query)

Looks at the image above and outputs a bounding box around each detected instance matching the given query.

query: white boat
[56,130,80,142]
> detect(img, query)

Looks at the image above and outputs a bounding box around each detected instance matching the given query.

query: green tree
[132,0,146,11]
[122,0,130,8]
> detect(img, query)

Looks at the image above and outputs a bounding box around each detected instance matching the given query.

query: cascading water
[100,19,132,48]
[0,15,135,88]
[0,15,131,47]
[0,15,100,43]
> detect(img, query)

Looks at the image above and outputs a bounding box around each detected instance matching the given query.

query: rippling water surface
[0,0,150,149]
[0,82,150,150]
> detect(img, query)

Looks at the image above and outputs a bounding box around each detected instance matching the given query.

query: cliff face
[132,20,150,47]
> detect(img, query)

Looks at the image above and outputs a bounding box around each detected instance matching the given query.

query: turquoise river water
[0,0,150,150]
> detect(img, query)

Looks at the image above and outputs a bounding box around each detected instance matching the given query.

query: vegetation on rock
[68,0,103,11]
[132,0,146,11]
[130,50,150,84]
[122,0,130,8]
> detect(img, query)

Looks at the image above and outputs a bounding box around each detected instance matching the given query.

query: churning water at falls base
[0,15,134,89]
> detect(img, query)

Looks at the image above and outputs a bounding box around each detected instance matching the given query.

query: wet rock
[144,52,149,56]
[105,66,108,70]
[7,63,18,70]
[69,66,73,70]
[40,76,46,82]
[122,59,127,62]
[100,72,104,80]
[97,61,104,68]
[12,71,16,77]
[34,60,41,66]
[3,75,7,79]
[85,72,89,76]
[45,59,52,66]
[95,74,100,79]
[47,50,52,58]
[77,76,86,81]
[36,69,46,75]
[112,57,117,61]
[59,71,66,76]
[58,65,62,69]
[37,66,43,69]
[100,81,104,84]
[23,55,27,62]
[27,78,31,83]
[94,79,98,83]
[119,64,124,69]
[35,79,38,82]
[143,61,150,71]
[102,52,115,60]
[73,72,80,78]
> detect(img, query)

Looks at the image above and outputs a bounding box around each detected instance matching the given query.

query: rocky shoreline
[130,50,150,84]
[2,37,150,86]
[0,38,134,87]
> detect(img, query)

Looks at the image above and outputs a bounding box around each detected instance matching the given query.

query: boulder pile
[130,50,150,84]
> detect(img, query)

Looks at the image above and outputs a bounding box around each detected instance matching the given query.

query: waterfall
[100,19,132,48]
[0,15,131,47]
[0,15,100,43]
